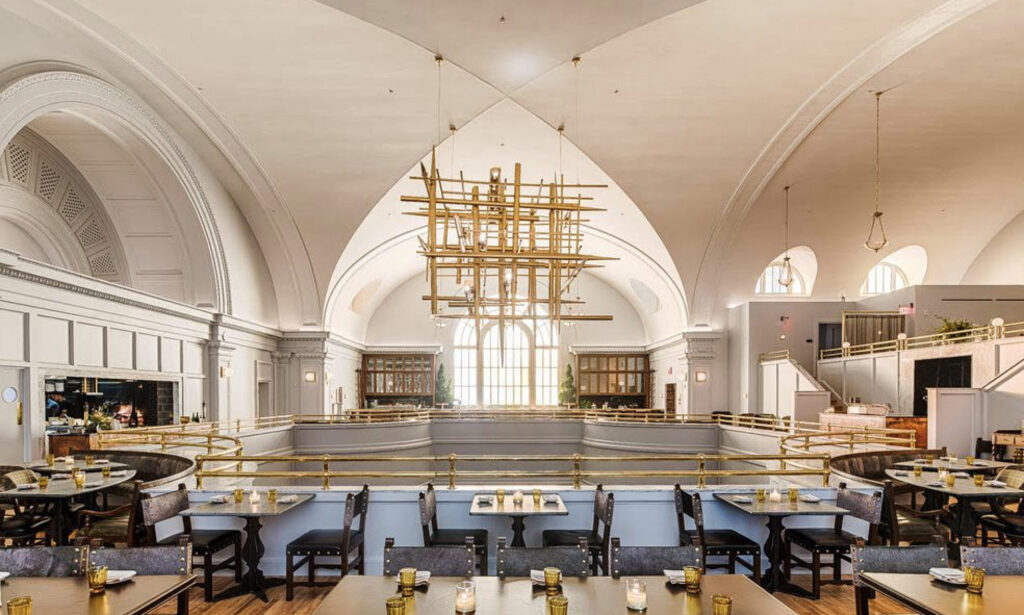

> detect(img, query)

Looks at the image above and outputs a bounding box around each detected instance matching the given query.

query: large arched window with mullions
[451,307,560,407]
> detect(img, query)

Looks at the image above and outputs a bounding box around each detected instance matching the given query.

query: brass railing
[758,349,791,362]
[819,319,1024,360]
[779,428,916,457]
[193,452,833,490]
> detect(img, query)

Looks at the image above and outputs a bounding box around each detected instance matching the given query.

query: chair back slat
[674,485,705,545]
[961,546,1024,575]
[344,484,370,533]
[0,546,87,576]
[610,537,703,578]
[383,537,474,577]
[140,485,190,527]
[851,539,947,585]
[89,542,192,575]
[496,537,589,579]
[837,484,883,524]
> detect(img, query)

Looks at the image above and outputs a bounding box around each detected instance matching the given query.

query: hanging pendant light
[865,91,889,252]
[778,185,794,288]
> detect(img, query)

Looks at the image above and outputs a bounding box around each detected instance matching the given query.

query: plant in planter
[558,363,576,407]
[933,315,978,344]
[435,363,453,406]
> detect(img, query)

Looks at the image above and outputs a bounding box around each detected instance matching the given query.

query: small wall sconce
[219,365,233,379]
[304,371,318,383]
[695,370,709,383]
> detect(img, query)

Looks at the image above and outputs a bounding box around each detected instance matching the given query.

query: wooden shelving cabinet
[359,353,436,408]
[575,353,651,409]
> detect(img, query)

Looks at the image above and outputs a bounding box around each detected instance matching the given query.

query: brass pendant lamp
[778,185,794,288]
[865,91,889,252]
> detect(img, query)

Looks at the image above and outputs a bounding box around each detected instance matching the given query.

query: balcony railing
[817,318,1024,360]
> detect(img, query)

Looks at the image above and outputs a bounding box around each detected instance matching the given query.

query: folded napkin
[395,571,431,586]
[531,569,561,585]
[930,567,965,584]
[477,495,494,504]
[913,459,927,464]
[953,472,970,478]
[664,570,688,585]
[109,470,128,477]
[542,494,560,504]
[83,481,103,488]
[277,495,299,504]
[105,570,137,585]
[732,495,753,504]
[94,459,110,465]
[15,483,35,490]
[209,495,230,504]
[986,480,1006,488]
[893,471,909,477]
[0,571,10,582]
[51,473,70,480]
[800,494,821,503]
[927,481,944,488]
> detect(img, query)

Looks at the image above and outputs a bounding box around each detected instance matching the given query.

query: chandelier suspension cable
[435,55,443,147]
[573,56,581,184]
[874,91,880,217]
[864,89,889,252]
[784,185,790,257]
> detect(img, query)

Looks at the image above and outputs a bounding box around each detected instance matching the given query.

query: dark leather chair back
[88,540,192,575]
[610,537,703,578]
[383,536,475,576]
[496,537,589,578]
[674,485,705,545]
[851,537,946,585]
[591,484,614,548]
[419,483,438,546]
[0,546,87,576]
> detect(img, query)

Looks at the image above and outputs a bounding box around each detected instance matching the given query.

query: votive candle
[455,580,476,613]
[626,578,647,611]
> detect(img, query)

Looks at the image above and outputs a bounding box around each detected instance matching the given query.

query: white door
[0,367,26,463]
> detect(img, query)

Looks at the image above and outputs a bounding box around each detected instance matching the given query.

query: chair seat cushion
[542,529,600,550]
[84,514,130,541]
[686,529,759,552]
[1,514,51,537]
[160,529,240,553]
[287,529,363,555]
[980,514,1024,535]
[880,513,943,543]
[786,528,858,552]
[430,529,488,549]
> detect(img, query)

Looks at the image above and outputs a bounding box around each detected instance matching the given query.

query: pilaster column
[679,331,723,415]
[206,340,235,423]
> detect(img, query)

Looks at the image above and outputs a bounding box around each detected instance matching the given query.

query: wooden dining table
[0,575,196,615]
[312,574,800,615]
[892,458,1012,474]
[859,572,1021,615]
[469,492,568,547]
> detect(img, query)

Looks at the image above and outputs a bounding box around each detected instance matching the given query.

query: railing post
[160,433,167,452]
[572,454,582,490]
[848,432,855,451]
[822,453,831,487]
[235,447,242,473]
[195,456,204,489]
[322,455,331,490]
[207,434,214,455]
[697,454,706,488]
[779,443,787,471]
[236,419,241,433]
[448,454,457,490]
[909,430,917,449]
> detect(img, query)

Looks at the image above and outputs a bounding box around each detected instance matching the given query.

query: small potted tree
[435,362,453,408]
[559,363,576,409]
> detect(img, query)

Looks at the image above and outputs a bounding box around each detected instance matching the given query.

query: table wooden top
[28,460,131,475]
[713,492,847,517]
[0,471,136,500]
[181,493,313,517]
[0,575,195,615]
[860,572,1022,615]
[884,469,1024,499]
[469,493,568,517]
[313,574,799,615]
[892,458,1011,473]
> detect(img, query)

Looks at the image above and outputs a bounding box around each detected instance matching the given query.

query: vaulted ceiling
[2,0,1023,331]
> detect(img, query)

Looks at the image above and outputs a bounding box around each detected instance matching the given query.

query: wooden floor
[151,576,908,615]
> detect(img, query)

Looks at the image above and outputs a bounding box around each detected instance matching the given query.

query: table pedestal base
[761,516,816,598]
[213,516,280,603]
[510,516,527,547]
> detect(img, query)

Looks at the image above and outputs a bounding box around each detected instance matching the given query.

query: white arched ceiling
[324,99,686,345]
[881,245,928,286]
[756,246,818,298]
[10,0,1024,330]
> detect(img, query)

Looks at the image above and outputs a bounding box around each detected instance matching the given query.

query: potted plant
[559,363,576,408]
[934,315,977,344]
[435,363,453,407]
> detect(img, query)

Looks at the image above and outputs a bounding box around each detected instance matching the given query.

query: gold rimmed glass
[399,567,416,597]
[712,594,733,615]
[683,565,702,594]
[965,566,985,594]
[87,566,108,594]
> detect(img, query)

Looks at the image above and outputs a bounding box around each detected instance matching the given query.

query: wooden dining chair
[285,485,368,601]
[420,483,488,574]
[675,485,761,581]
[541,484,613,575]
[878,480,948,546]
[851,537,947,615]
[609,537,703,578]
[76,480,144,547]
[497,537,590,578]
[140,484,242,601]
[0,545,87,576]
[383,537,476,577]
[784,483,883,599]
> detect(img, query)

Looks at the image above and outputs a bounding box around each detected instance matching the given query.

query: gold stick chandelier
[401,149,615,330]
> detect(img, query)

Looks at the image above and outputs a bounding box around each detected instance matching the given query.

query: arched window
[451,310,560,407]
[862,262,907,296]
[755,262,805,295]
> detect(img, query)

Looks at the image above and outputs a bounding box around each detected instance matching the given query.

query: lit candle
[769,489,782,503]
[626,578,647,611]
[455,580,476,613]
[250,489,262,504]
[513,490,523,505]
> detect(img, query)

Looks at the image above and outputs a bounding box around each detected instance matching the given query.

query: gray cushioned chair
[609,537,703,578]
[497,536,589,579]
[0,545,87,576]
[851,537,947,615]
[382,537,476,577]
[961,544,1024,575]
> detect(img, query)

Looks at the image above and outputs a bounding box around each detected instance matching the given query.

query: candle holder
[233,488,244,504]
[788,487,799,503]
[37,476,49,490]
[768,489,782,503]
[548,595,569,615]
[6,596,32,615]
[513,490,524,506]
[455,580,476,613]
[974,474,985,487]
[399,567,417,597]
[385,595,406,615]
[683,565,702,594]
[964,566,985,594]
[625,577,647,611]
[544,567,561,596]
[712,594,733,615]
[87,566,108,594]
[250,489,262,504]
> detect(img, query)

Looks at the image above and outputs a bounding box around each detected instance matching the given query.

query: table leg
[761,516,816,598]
[511,516,527,547]
[950,500,977,545]
[214,516,279,603]
[177,589,189,615]
[52,499,69,546]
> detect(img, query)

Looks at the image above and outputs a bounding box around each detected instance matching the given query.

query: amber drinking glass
[45,454,54,467]
[101,466,111,479]
[233,488,244,504]
[712,594,733,615]
[544,567,561,596]
[84,455,95,466]
[268,489,278,504]
[683,565,702,594]
[6,596,31,615]
[754,488,766,503]
[974,474,985,487]
[965,566,985,594]
[385,595,406,615]
[87,566,108,594]
[496,489,505,505]
[399,568,417,597]
[548,595,569,615]
[73,471,85,489]
[946,473,956,487]
[913,466,923,478]
[37,476,49,490]
[533,488,541,505]
[788,488,799,503]
[966,456,976,466]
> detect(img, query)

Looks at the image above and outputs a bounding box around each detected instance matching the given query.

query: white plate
[106,570,137,585]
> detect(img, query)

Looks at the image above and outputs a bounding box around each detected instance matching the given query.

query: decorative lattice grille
[37,160,61,201]
[88,251,117,275]
[5,143,30,184]
[76,217,105,249]
[59,187,87,223]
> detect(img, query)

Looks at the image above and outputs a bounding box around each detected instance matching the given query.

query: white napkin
[95,459,110,465]
[986,480,1006,488]
[0,572,10,582]
[109,470,128,477]
[209,495,230,504]
[105,570,137,585]
[395,571,431,586]
[927,481,944,487]
[51,473,70,480]
[531,569,561,585]
[664,569,687,585]
[277,495,299,504]
[913,459,927,464]
[542,494,560,504]
[732,495,753,504]
[15,483,35,490]
[83,481,103,488]
[929,567,965,584]
[800,494,821,503]
[953,472,970,478]
[477,495,494,504]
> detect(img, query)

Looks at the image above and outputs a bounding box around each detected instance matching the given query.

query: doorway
[818,323,843,355]
[665,383,676,414]
[913,355,971,417]
[0,367,26,463]
[256,381,272,418]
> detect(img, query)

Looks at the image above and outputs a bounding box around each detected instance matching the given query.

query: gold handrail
[758,349,791,362]
[193,452,833,490]
[819,319,1024,360]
